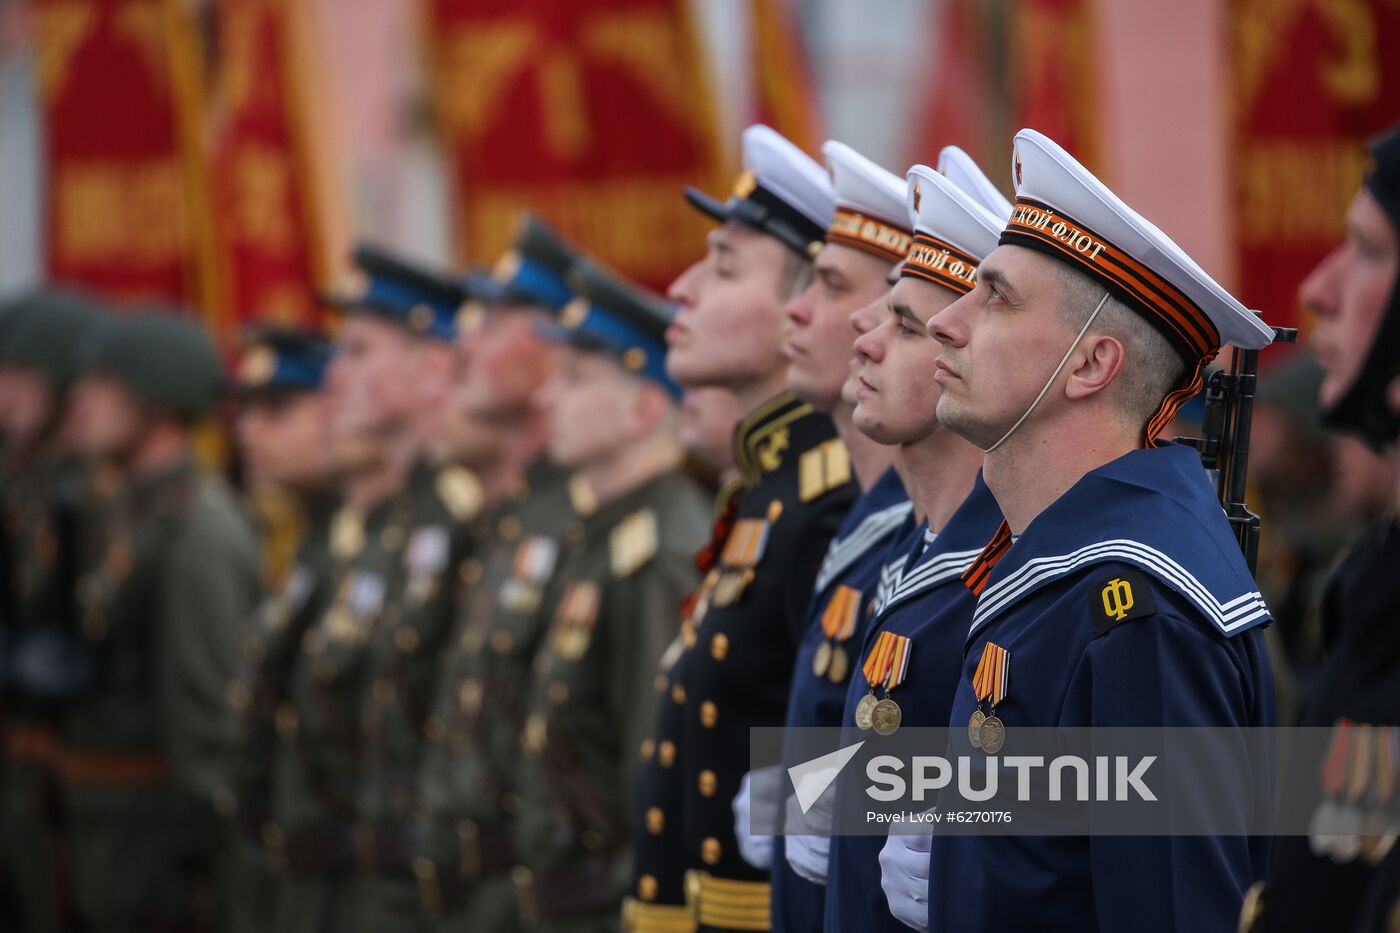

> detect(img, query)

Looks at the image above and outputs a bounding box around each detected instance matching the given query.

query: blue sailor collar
[813,467,911,595]
[873,521,919,610]
[876,474,1001,617]
[967,444,1271,643]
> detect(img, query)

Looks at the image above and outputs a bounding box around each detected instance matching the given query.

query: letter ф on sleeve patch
[1091,568,1156,637]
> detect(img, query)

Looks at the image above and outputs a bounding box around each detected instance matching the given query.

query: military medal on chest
[854,632,892,731]
[814,584,862,683]
[968,641,1010,755]
[712,516,770,607]
[499,535,559,613]
[404,524,450,604]
[1309,719,1399,865]
[326,570,386,643]
[551,580,601,661]
[854,631,911,736]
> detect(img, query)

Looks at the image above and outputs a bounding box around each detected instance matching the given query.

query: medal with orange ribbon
[870,634,911,736]
[855,631,897,731]
[814,585,862,683]
[969,641,1010,754]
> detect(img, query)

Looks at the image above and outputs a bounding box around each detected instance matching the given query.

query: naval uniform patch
[1091,567,1156,636]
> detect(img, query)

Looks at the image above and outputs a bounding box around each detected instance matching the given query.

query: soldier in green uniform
[236,328,341,593]
[223,326,338,933]
[343,248,488,933]
[60,310,261,933]
[510,261,709,932]
[413,216,579,933]
[0,288,109,933]
[265,246,470,933]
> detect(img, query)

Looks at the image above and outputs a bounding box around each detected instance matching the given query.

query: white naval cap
[938,146,1014,225]
[1002,128,1275,360]
[901,148,1013,295]
[685,125,835,259]
[821,140,912,263]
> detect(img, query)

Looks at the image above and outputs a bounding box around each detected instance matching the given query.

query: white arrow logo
[788,741,865,814]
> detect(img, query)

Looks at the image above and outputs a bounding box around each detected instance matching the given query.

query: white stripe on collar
[873,553,906,611]
[813,501,913,594]
[874,546,984,616]
[969,538,1269,639]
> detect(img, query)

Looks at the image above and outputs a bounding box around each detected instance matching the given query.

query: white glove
[782,766,837,885]
[783,822,831,884]
[734,769,778,869]
[879,825,932,932]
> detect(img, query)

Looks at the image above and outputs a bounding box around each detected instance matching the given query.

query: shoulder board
[1090,567,1157,637]
[569,475,598,516]
[329,506,366,559]
[611,508,659,578]
[435,467,483,521]
[798,438,852,502]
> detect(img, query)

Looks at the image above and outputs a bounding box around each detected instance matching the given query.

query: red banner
[1230,0,1400,332]
[203,0,325,341]
[909,0,1002,171]
[34,0,207,305]
[909,0,1095,190]
[423,0,727,293]
[749,0,821,157]
[1010,0,1104,176]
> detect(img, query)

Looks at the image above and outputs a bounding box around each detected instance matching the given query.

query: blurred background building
[0,0,1397,345]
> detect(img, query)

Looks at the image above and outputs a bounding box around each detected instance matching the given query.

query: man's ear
[1064,333,1125,402]
[629,379,672,436]
[418,341,459,400]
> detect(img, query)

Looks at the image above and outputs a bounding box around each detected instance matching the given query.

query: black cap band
[685,182,826,259]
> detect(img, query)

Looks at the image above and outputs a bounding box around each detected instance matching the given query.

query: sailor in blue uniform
[883,128,1280,932]
[795,150,1011,932]
[729,139,914,933]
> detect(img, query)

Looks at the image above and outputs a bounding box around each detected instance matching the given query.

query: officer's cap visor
[683,187,814,258]
[532,320,612,355]
[684,187,731,226]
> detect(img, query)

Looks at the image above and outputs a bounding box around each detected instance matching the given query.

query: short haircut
[1052,262,1186,433]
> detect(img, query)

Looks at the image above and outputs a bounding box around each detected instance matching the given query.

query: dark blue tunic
[771,468,910,933]
[823,476,1003,932]
[926,445,1275,933]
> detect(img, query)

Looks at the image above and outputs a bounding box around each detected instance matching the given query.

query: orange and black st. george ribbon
[961,521,1013,596]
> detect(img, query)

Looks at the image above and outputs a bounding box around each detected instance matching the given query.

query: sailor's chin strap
[984,291,1110,453]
